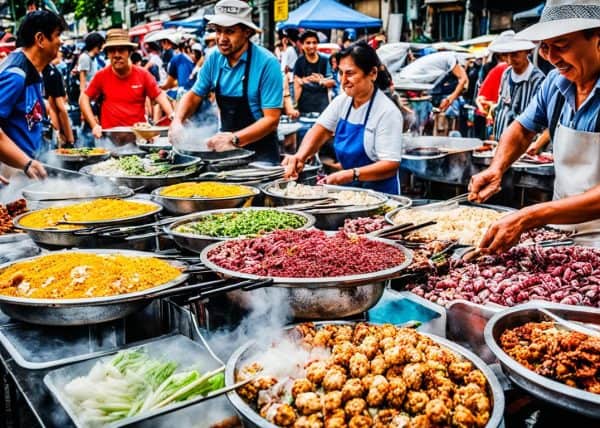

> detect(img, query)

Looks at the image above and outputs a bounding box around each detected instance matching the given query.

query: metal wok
[199,236,412,319]
[225,321,505,428]
[0,249,272,326]
[484,303,600,418]
[163,207,316,254]
[151,183,261,215]
[43,149,111,171]
[176,148,255,171]
[13,199,163,248]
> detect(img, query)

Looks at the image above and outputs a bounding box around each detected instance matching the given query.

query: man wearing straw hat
[80,29,173,138]
[170,0,283,164]
[469,0,600,252]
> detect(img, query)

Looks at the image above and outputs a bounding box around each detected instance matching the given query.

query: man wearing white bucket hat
[487,30,545,138]
[470,0,600,253]
[170,0,282,164]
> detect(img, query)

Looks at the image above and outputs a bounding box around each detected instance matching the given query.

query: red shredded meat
[206,229,406,278]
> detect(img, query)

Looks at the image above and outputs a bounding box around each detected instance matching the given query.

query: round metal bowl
[263,180,389,230]
[484,303,600,418]
[199,235,412,319]
[13,199,163,248]
[165,207,316,254]
[226,321,505,428]
[151,182,261,215]
[44,150,111,171]
[0,249,188,326]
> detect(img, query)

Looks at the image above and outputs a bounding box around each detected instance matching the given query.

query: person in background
[160,34,178,68]
[43,59,74,148]
[0,11,64,182]
[283,42,403,194]
[80,29,173,137]
[161,37,195,100]
[280,29,301,100]
[342,29,357,49]
[130,51,142,66]
[329,53,340,98]
[475,50,509,139]
[78,32,104,94]
[144,41,165,83]
[204,31,217,57]
[188,42,205,84]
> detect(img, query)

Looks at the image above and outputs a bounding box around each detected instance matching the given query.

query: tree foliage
[74,0,108,30]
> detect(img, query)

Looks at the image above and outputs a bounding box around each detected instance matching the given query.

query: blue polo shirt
[0,51,45,158]
[167,53,195,90]
[518,69,600,133]
[192,43,283,121]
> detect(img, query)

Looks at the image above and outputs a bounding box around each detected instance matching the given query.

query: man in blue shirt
[170,0,282,164]
[0,10,64,183]
[469,0,600,253]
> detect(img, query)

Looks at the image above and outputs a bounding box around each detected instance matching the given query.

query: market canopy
[164,7,209,29]
[513,3,544,21]
[278,0,382,30]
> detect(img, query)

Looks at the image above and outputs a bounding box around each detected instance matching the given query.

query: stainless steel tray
[484,302,600,418]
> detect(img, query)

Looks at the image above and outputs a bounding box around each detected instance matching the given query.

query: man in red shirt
[79,29,173,138]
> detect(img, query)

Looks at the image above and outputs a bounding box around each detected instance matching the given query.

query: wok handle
[185,278,273,303]
[144,278,228,300]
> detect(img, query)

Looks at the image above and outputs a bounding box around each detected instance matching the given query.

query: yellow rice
[159,181,254,198]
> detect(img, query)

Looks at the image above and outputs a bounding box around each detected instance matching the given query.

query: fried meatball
[379,324,398,338]
[332,342,355,367]
[464,393,491,417]
[323,390,343,412]
[323,368,347,392]
[394,328,419,347]
[425,372,455,397]
[306,361,328,385]
[237,376,277,402]
[349,353,369,378]
[296,392,322,415]
[294,414,324,428]
[313,329,334,348]
[344,398,367,417]
[448,361,474,381]
[361,373,375,390]
[348,414,372,428]
[262,403,297,426]
[367,375,389,407]
[324,408,347,428]
[404,390,429,414]
[352,323,372,344]
[386,365,404,380]
[292,378,315,398]
[332,326,354,344]
[380,336,396,351]
[384,345,405,365]
[408,414,431,428]
[454,383,484,408]
[370,355,387,375]
[464,370,487,390]
[358,335,379,359]
[452,404,477,428]
[386,377,407,409]
[404,346,424,364]
[425,398,450,424]
[341,378,365,402]
[373,409,399,426]
[402,363,425,390]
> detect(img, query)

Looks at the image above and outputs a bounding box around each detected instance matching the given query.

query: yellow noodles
[159,181,253,198]
[18,199,157,230]
[0,253,182,299]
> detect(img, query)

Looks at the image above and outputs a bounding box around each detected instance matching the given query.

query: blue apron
[333,90,400,194]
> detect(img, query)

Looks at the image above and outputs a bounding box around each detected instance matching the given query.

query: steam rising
[173,104,219,153]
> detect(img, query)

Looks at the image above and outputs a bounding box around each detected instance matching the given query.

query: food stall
[0,143,597,428]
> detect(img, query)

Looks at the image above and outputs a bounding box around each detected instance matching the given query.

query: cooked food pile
[342,215,388,235]
[0,253,181,299]
[90,155,194,177]
[159,182,254,199]
[236,322,493,427]
[408,246,600,307]
[64,348,224,426]
[55,148,108,156]
[500,321,599,394]
[390,206,504,245]
[206,230,406,278]
[18,199,157,230]
[175,210,307,238]
[270,182,381,206]
[0,199,27,235]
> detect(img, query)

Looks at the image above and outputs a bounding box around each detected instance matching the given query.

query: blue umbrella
[278,0,382,30]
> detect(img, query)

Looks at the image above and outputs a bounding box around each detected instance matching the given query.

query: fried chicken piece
[296,392,322,415]
[348,415,372,428]
[306,360,328,385]
[384,345,406,365]
[453,383,483,409]
[402,363,425,390]
[341,378,365,402]
[361,374,375,390]
[380,337,396,351]
[332,326,354,345]
[352,323,372,344]
[344,398,367,417]
[403,391,429,414]
[323,390,343,412]
[292,378,315,398]
[262,403,297,426]
[349,353,369,378]
[425,398,450,424]
[332,342,355,367]
[451,404,477,428]
[314,329,334,348]
[448,361,474,382]
[366,375,389,407]
[323,367,347,392]
[294,414,324,428]
[386,377,407,409]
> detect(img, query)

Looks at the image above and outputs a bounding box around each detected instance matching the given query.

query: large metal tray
[484,302,600,418]
[44,334,224,428]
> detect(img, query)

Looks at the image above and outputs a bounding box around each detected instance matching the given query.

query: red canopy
[129,22,163,37]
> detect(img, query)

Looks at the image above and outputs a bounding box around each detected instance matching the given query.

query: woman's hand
[324,169,354,185]
[282,155,304,179]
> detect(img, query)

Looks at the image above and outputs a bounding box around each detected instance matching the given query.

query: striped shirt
[493,63,545,138]
[518,69,600,134]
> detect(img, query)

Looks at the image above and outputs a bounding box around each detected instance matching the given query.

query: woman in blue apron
[282,42,404,194]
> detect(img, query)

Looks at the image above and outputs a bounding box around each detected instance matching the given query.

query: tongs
[537,308,600,338]
[413,193,469,210]
[281,198,338,210]
[70,217,179,237]
[370,221,437,239]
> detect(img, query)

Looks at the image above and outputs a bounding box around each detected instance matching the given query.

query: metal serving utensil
[537,308,600,338]
[413,193,469,211]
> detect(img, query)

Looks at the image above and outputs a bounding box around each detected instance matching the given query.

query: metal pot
[164,207,316,254]
[225,321,505,428]
[484,303,600,418]
[199,236,412,319]
[43,150,111,171]
[151,183,261,215]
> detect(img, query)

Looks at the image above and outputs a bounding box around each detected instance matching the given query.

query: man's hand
[0,175,8,185]
[324,169,354,185]
[92,124,102,139]
[479,211,527,254]
[206,132,237,152]
[439,97,452,112]
[287,108,300,119]
[468,167,503,203]
[25,160,47,180]
[281,154,305,180]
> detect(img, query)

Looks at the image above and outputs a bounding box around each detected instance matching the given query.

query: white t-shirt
[77,52,98,86]
[398,51,458,84]
[317,90,403,162]
[281,46,298,82]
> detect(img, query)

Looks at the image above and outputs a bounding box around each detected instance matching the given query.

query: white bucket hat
[488,30,536,53]
[517,0,600,41]
[205,0,261,33]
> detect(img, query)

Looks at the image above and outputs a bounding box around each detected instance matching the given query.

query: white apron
[552,123,600,231]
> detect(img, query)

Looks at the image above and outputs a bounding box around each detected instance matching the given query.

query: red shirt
[478,62,509,102]
[85,65,161,128]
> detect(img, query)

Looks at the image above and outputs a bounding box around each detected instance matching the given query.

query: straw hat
[103,28,137,50]
[517,0,600,41]
[205,0,261,33]
[488,30,536,53]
